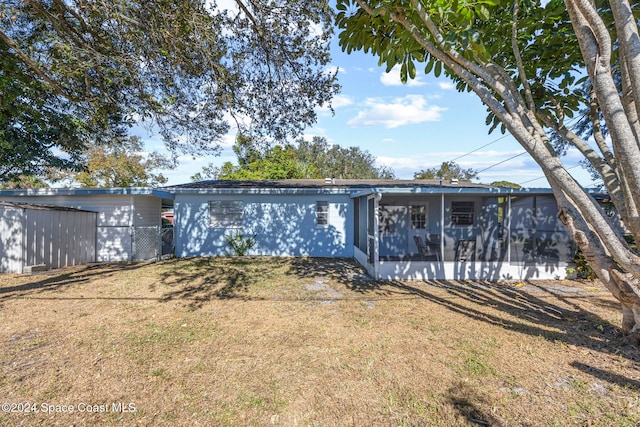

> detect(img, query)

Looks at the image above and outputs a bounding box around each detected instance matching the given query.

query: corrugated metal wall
[0,204,97,273]
[0,205,25,273]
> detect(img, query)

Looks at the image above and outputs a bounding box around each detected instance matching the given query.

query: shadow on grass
[287,258,640,420]
[446,381,505,427]
[157,257,282,309]
[0,262,148,302]
[570,361,640,391]
[288,258,640,363]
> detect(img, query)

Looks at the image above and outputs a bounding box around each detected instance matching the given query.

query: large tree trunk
[344,0,640,342]
[556,196,640,342]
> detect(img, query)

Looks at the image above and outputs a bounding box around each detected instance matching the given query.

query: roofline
[0,201,97,213]
[0,187,174,199]
[169,188,352,196]
[350,186,557,198]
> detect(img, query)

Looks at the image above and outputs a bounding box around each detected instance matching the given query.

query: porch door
[408,203,428,254]
[367,197,376,264]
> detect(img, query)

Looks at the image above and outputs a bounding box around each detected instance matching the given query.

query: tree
[0,0,338,177]
[491,181,522,189]
[190,164,222,183]
[202,136,395,181]
[296,136,395,179]
[336,0,640,338]
[59,136,173,187]
[217,144,309,180]
[1,40,86,181]
[414,161,478,181]
[0,175,50,189]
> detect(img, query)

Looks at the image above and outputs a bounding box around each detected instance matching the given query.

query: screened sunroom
[351,183,574,281]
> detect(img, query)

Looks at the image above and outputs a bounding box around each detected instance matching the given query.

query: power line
[450,134,511,162]
[475,151,528,174]
[518,164,584,185]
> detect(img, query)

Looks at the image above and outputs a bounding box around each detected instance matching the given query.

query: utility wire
[475,151,528,174]
[518,164,583,185]
[444,113,590,183]
[450,134,510,162]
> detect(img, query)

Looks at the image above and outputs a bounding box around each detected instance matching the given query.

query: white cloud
[380,65,426,87]
[327,65,345,75]
[330,95,354,109]
[438,81,455,90]
[347,95,445,128]
[376,150,544,183]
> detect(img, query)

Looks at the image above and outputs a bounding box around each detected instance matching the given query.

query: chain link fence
[161,227,174,257]
[133,226,160,261]
[131,226,175,261]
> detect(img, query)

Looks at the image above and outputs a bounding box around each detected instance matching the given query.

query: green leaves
[213,136,395,180]
[2,0,339,179]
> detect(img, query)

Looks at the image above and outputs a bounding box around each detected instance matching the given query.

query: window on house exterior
[316,201,329,226]
[209,200,243,228]
[451,201,475,226]
[410,205,427,229]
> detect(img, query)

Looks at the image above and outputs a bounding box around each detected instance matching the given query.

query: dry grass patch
[0,257,639,426]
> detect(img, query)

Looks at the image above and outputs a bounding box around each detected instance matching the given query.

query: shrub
[224,231,257,256]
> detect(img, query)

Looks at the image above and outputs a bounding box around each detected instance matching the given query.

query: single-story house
[0,187,173,268]
[0,180,577,280]
[167,179,575,281]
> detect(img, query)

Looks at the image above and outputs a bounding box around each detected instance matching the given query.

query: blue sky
[147,34,597,189]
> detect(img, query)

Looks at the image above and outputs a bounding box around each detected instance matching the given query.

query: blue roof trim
[0,187,174,199]
[169,188,352,196]
[349,186,557,198]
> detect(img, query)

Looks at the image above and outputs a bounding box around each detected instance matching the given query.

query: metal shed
[0,202,97,274]
[0,188,174,263]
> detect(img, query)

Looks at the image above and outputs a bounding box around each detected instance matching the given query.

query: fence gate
[161,227,174,257]
[133,226,160,261]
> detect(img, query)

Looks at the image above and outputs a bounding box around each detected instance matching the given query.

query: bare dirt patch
[0,257,638,426]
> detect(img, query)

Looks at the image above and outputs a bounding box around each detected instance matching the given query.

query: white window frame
[316,201,329,227]
[209,200,244,228]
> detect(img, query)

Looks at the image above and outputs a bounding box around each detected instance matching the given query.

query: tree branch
[0,28,78,102]
[511,0,536,111]
[587,92,616,166]
[610,0,640,128]
[565,0,640,216]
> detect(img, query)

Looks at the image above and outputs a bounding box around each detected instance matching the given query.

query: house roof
[166,178,494,190]
[165,179,556,197]
[0,180,562,200]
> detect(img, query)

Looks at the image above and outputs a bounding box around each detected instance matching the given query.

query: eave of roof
[0,187,174,200]
[349,186,556,198]
[166,179,559,198]
[165,178,494,190]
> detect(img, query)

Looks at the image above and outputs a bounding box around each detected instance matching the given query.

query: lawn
[0,257,639,426]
